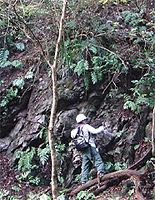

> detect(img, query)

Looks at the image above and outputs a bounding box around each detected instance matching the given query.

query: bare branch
[12,5,50,64]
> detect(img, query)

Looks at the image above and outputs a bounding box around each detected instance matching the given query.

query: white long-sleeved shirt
[71,124,104,147]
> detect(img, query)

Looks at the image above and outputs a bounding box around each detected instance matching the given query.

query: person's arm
[84,124,104,135]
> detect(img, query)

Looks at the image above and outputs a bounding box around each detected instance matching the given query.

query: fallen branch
[70,169,146,199]
[129,147,152,170]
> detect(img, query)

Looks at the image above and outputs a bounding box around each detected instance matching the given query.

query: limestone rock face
[0,69,152,186]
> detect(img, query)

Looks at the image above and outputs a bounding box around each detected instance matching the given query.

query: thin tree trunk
[48,1,67,199]
[12,0,67,198]
[152,102,155,156]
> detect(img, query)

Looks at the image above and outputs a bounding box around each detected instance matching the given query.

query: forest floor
[1,151,155,200]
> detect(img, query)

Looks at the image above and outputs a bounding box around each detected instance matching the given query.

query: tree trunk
[48,1,67,199]
[152,102,155,156]
[12,1,67,198]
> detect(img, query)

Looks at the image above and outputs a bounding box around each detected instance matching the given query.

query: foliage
[16,147,40,185]
[11,186,21,191]
[0,48,23,69]
[0,189,24,200]
[116,130,124,137]
[0,87,19,108]
[0,189,9,199]
[55,143,66,184]
[0,48,9,65]
[15,43,25,51]
[77,190,95,200]
[105,161,127,172]
[0,68,34,111]
[37,145,50,165]
[63,37,122,89]
[27,192,51,200]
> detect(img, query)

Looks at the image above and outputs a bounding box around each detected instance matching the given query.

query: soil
[0,151,49,200]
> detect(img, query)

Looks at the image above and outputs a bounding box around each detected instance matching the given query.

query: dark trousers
[81,146,104,183]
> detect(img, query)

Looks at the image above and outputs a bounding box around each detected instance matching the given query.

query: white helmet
[76,114,88,124]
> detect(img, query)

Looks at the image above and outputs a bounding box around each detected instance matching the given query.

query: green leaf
[124,100,137,111]
[74,60,89,76]
[37,146,50,165]
[1,61,12,68]
[25,71,33,79]
[15,43,25,51]
[12,78,25,89]
[116,130,123,137]
[134,144,139,150]
[91,71,98,84]
[0,48,9,65]
[114,162,122,170]
[12,186,21,191]
[89,45,97,54]
[40,194,52,200]
[11,60,23,69]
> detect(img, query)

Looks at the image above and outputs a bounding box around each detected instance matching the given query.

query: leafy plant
[0,189,9,199]
[68,38,122,89]
[37,145,50,165]
[16,147,40,185]
[105,162,114,171]
[116,130,124,137]
[1,70,35,109]
[77,190,95,200]
[40,194,52,200]
[12,78,25,89]
[55,143,66,184]
[105,161,127,172]
[0,48,23,69]
[100,0,127,6]
[11,186,21,191]
[134,144,140,150]
[15,43,25,51]
[0,87,19,108]
[124,100,139,113]
[0,48,9,65]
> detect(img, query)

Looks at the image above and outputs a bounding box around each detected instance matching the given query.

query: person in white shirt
[71,114,105,184]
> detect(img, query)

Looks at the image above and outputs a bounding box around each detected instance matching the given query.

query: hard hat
[76,114,88,124]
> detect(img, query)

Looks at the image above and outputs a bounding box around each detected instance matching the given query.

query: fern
[11,60,23,69]
[0,48,23,69]
[25,71,34,79]
[12,77,25,89]
[37,146,50,165]
[124,100,139,113]
[16,147,38,173]
[91,71,98,84]
[84,73,90,90]
[15,147,41,185]
[0,48,9,67]
[88,45,97,54]
[74,60,89,76]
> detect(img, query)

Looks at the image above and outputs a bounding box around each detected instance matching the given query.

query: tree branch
[12,5,50,64]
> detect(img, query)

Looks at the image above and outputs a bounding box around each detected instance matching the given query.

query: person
[71,113,105,184]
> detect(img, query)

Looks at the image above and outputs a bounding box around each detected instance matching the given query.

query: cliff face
[0,64,152,186]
